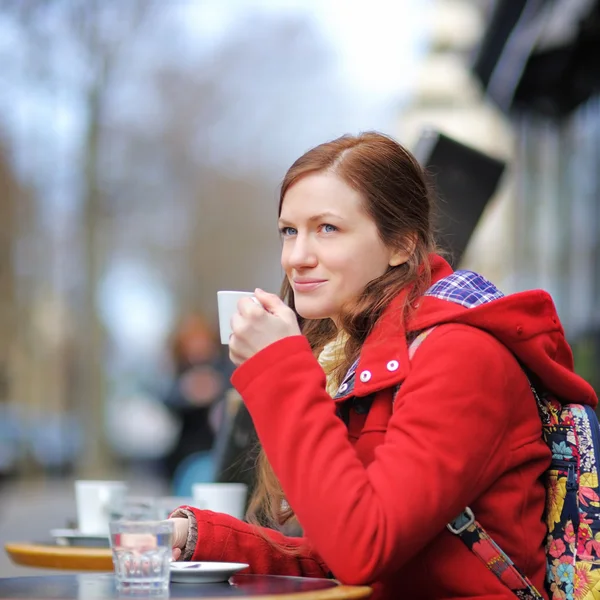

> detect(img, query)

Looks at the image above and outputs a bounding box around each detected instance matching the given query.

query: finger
[230,311,245,337]
[254,288,287,315]
[228,337,245,365]
[228,343,244,366]
[172,547,182,561]
[237,296,265,317]
[120,533,157,551]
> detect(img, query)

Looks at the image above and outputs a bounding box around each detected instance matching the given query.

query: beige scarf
[317,331,349,397]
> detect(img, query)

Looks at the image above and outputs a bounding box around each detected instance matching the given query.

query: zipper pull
[562,464,580,533]
[566,464,577,491]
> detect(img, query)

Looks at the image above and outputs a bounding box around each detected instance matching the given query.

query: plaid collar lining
[424,270,504,308]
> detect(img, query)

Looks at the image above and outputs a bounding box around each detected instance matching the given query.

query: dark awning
[472,0,600,118]
[414,130,506,267]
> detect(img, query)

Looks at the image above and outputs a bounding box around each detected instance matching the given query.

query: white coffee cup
[75,480,128,535]
[217,291,260,345]
[192,483,248,519]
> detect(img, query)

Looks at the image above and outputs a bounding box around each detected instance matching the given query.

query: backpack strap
[446,513,544,599]
[404,327,544,600]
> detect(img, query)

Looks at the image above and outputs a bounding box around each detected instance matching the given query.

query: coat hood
[408,255,597,408]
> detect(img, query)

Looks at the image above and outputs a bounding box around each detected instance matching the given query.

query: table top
[5,542,112,571]
[0,573,372,599]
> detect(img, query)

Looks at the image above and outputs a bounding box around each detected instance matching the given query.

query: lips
[292,279,327,293]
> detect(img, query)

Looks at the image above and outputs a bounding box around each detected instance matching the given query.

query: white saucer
[50,528,110,547]
[170,561,249,584]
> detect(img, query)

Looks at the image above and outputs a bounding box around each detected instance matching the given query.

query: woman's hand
[229,288,301,366]
[170,517,189,561]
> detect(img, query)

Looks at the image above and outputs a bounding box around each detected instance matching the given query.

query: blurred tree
[0,1,335,472]
[98,9,334,314]
[1,0,159,475]
[0,145,18,406]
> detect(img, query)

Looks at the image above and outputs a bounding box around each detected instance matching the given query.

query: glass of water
[109,520,174,594]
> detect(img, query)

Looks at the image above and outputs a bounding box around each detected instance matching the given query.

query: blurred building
[398,0,517,287]
[401,0,600,390]
[472,0,600,389]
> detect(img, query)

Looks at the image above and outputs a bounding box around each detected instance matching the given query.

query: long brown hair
[246,132,438,533]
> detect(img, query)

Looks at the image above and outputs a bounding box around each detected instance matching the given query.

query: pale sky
[168,0,432,174]
[179,0,430,102]
[3,0,432,190]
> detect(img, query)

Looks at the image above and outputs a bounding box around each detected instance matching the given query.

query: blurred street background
[1,0,599,577]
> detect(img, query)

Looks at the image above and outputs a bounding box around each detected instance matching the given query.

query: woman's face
[279,172,407,325]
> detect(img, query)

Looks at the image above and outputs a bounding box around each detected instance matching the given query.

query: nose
[285,232,318,270]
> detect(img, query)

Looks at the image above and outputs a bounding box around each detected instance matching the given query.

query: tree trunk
[78,76,110,476]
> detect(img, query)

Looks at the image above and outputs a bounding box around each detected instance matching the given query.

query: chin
[294,301,333,321]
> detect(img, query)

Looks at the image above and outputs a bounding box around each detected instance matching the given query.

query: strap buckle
[447,507,475,535]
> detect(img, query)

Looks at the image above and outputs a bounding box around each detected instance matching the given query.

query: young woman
[169,132,596,599]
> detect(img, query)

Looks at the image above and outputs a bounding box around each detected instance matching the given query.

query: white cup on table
[75,480,128,535]
[192,483,248,520]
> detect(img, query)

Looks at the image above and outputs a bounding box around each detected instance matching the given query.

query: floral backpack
[407,328,600,600]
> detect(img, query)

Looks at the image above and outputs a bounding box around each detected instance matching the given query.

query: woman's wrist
[170,507,199,561]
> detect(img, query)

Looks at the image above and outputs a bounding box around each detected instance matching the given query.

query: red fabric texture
[180,508,329,578]
[180,256,597,599]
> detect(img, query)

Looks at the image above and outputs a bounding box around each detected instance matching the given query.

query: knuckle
[237,321,250,336]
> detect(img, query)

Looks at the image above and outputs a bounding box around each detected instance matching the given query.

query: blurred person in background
[162,314,229,482]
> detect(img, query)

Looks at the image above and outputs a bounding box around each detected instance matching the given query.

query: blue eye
[322,224,337,233]
[279,226,297,237]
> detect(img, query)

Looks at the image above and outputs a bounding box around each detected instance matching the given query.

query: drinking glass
[109,520,173,594]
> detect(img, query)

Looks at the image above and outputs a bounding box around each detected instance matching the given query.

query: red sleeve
[231,328,512,585]
[183,507,330,578]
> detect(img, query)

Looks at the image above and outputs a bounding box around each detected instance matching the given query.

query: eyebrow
[278,211,345,226]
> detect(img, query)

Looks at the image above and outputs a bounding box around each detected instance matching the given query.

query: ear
[389,233,417,267]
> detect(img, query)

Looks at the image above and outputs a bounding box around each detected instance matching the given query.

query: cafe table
[0,573,373,599]
[5,542,113,571]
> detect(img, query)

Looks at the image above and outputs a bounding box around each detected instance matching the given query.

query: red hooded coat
[176,256,597,599]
